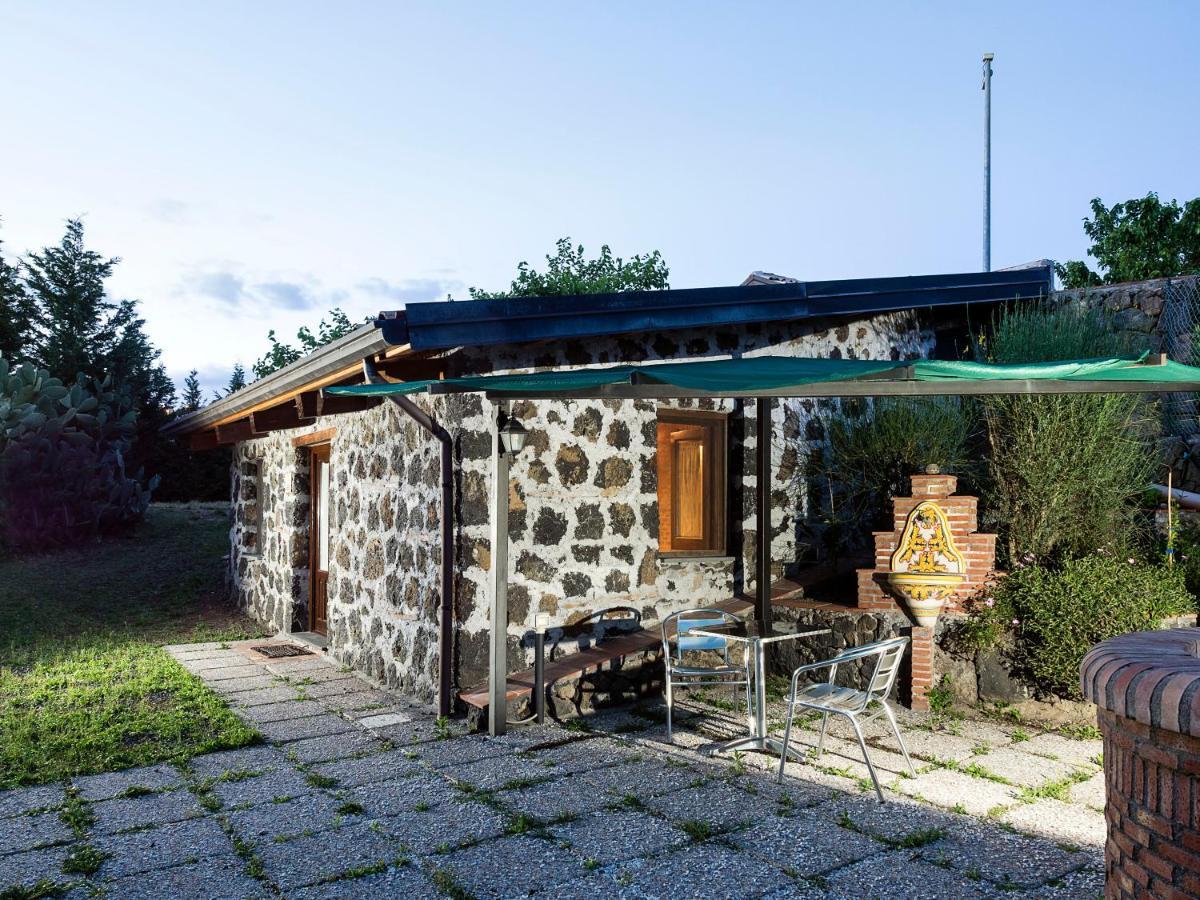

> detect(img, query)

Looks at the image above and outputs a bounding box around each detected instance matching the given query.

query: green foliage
[0,355,159,550]
[926,675,955,715]
[0,227,34,361]
[1056,193,1200,288]
[820,397,976,545]
[180,370,204,412]
[979,301,1157,564]
[226,362,247,394]
[961,553,1194,698]
[252,308,356,380]
[468,237,669,299]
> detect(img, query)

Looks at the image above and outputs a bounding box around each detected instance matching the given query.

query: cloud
[253,280,317,311]
[358,276,462,304]
[186,270,248,305]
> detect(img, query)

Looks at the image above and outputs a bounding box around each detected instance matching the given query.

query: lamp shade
[498,417,528,454]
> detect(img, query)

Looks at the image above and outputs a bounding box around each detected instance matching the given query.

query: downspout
[361,359,455,717]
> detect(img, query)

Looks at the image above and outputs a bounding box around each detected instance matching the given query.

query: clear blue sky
[1,2,1196,397]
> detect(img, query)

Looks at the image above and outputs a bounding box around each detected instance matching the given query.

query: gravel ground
[0,639,1107,898]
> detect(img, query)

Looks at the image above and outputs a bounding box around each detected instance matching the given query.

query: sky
[0,2,1197,399]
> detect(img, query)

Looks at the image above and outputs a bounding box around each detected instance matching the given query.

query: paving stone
[344,773,462,816]
[319,690,402,713]
[225,792,346,842]
[165,641,225,653]
[288,862,437,898]
[552,809,688,864]
[290,678,373,699]
[98,854,269,899]
[0,844,70,887]
[370,718,449,746]
[580,758,712,799]
[821,849,991,899]
[452,752,566,792]
[1021,732,1104,768]
[227,686,304,707]
[966,746,1086,788]
[186,745,285,778]
[181,657,251,673]
[498,773,617,821]
[868,726,981,762]
[172,648,238,662]
[642,779,761,832]
[92,789,204,835]
[255,820,401,889]
[282,732,388,764]
[202,664,271,681]
[0,808,73,852]
[530,737,641,775]
[1037,863,1107,898]
[355,712,414,729]
[1068,771,1106,810]
[919,822,1093,889]
[310,748,425,788]
[728,809,884,876]
[410,735,516,770]
[209,675,282,695]
[434,834,589,897]
[0,784,64,819]
[72,763,185,801]
[257,713,359,743]
[726,772,837,812]
[892,768,1018,815]
[240,699,329,724]
[211,767,317,807]
[375,800,508,854]
[998,798,1107,849]
[485,723,573,750]
[93,817,232,879]
[263,658,335,676]
[613,842,794,900]
[528,872,629,899]
[816,793,969,846]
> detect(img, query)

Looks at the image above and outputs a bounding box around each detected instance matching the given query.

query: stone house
[164,266,1052,718]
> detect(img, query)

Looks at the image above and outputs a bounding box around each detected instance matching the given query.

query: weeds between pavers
[61,845,110,876]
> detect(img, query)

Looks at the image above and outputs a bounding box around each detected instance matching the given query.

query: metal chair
[661,609,753,742]
[775,636,915,801]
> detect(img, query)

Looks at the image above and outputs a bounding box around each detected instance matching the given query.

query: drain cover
[251,643,314,659]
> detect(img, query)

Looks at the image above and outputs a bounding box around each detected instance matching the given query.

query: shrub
[980,300,1158,565]
[0,355,157,550]
[961,552,1194,698]
[816,397,976,551]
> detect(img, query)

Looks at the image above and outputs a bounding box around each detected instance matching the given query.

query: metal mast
[982,52,994,272]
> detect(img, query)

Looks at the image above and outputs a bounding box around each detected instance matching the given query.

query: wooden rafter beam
[214,419,256,444]
[250,404,315,434]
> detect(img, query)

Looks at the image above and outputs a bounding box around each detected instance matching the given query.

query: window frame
[655,408,728,557]
[241,457,264,558]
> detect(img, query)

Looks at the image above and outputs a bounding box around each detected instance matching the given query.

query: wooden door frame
[308,443,331,635]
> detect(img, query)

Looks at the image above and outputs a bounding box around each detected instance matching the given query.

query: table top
[689,627,831,645]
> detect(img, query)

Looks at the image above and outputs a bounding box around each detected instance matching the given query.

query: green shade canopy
[325,353,1200,401]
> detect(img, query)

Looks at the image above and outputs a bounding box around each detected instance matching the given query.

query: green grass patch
[1017,769,1092,803]
[0,505,266,789]
[61,844,110,876]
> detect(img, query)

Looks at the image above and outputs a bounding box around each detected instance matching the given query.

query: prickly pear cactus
[0,353,158,550]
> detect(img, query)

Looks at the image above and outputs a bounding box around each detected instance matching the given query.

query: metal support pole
[982,52,994,272]
[755,397,773,634]
[488,400,511,736]
[534,630,545,725]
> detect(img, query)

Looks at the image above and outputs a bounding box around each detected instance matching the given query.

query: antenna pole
[982,53,994,272]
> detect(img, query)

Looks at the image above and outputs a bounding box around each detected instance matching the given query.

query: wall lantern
[498,416,528,455]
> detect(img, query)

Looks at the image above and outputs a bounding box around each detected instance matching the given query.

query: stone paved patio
[0,639,1107,898]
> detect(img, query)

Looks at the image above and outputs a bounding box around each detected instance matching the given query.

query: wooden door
[309,444,331,635]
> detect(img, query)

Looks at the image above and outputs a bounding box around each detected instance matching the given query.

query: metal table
[691,627,831,758]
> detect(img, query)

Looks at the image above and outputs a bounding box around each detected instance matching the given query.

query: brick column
[909,626,934,711]
[1081,629,1200,898]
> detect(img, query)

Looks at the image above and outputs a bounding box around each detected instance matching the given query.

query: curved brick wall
[1082,629,1200,898]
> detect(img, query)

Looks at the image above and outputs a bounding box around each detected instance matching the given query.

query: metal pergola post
[488,399,511,736]
[755,397,773,634]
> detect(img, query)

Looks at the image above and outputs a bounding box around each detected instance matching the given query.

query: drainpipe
[361,359,455,717]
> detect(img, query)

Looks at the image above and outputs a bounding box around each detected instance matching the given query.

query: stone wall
[230,398,453,702]
[451,311,935,689]
[228,307,938,706]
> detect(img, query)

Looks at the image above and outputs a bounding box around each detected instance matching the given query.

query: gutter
[360,360,456,717]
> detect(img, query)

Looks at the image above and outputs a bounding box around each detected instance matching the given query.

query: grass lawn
[0,503,268,789]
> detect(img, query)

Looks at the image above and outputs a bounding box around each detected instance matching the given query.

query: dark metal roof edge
[382,265,1051,352]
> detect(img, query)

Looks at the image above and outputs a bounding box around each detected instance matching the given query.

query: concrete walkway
[0,639,1106,898]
